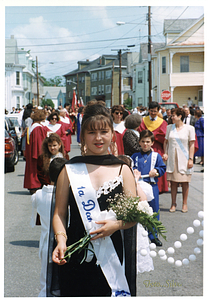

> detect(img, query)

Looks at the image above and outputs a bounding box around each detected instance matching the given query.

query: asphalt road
[4,135,204,297]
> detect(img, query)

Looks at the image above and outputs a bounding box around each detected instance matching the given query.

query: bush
[41,99,54,109]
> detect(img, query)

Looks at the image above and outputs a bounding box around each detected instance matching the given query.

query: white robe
[31,185,54,297]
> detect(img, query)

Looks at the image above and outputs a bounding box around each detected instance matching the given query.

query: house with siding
[152,15,204,107]
[64,52,138,107]
[43,86,66,108]
[5,35,34,111]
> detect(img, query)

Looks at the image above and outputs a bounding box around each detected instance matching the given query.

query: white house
[5,35,35,111]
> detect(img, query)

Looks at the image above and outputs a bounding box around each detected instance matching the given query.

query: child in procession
[31,157,67,297]
[131,129,166,247]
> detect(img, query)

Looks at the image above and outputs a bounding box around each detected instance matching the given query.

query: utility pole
[36,56,39,106]
[118,50,122,105]
[148,6,152,104]
[111,61,114,107]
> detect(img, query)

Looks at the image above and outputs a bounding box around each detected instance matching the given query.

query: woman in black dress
[48,103,146,297]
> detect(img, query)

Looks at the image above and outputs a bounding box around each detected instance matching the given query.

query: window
[162,57,166,74]
[138,71,143,83]
[82,76,85,83]
[16,96,20,108]
[105,70,111,79]
[16,71,20,85]
[101,85,104,94]
[180,56,189,72]
[98,72,101,81]
[105,85,111,94]
[91,87,97,95]
[98,85,101,94]
[91,73,97,81]
[101,71,104,80]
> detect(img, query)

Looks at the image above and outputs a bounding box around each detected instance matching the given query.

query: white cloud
[84,6,115,28]
[12,16,85,77]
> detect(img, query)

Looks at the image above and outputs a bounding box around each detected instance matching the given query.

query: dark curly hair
[41,133,65,174]
[47,111,60,122]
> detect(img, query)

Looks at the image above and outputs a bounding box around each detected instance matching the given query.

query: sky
[3,1,205,81]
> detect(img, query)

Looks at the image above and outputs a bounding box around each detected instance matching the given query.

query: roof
[64,54,121,77]
[163,18,198,34]
[43,86,66,98]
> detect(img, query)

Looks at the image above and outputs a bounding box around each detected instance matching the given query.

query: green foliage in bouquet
[107,193,167,241]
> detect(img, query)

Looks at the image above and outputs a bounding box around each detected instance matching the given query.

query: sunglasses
[52,117,58,120]
[114,111,123,115]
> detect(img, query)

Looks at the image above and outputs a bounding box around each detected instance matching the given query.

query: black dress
[46,155,136,297]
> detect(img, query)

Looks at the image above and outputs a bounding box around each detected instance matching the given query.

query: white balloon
[167,257,175,264]
[142,230,148,237]
[199,230,204,238]
[149,251,157,258]
[198,211,204,219]
[194,247,201,254]
[160,255,167,261]
[167,247,175,254]
[149,243,156,250]
[187,227,194,234]
[140,249,148,256]
[193,220,201,227]
[175,260,182,267]
[202,220,204,227]
[189,254,196,261]
[182,258,190,265]
[197,239,203,246]
[158,249,166,256]
[180,234,187,241]
[174,241,182,248]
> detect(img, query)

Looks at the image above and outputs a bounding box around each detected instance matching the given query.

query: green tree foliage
[41,75,65,87]
[123,97,132,110]
[41,98,55,109]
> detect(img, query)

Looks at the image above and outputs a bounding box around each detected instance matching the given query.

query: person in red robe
[111,105,126,155]
[138,102,168,193]
[24,109,47,194]
[45,111,65,144]
[58,109,73,153]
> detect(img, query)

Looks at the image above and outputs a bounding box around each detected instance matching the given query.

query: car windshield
[5,129,10,137]
[8,117,19,127]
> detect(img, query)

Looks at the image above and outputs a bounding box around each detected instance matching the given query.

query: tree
[40,75,65,87]
[123,97,132,111]
[41,98,54,109]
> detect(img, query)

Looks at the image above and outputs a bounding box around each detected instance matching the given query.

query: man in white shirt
[183,107,196,126]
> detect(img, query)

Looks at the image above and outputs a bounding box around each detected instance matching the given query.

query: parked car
[5,116,20,151]
[5,129,18,172]
[159,102,179,110]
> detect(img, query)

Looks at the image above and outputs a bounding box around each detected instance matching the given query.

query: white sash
[65,163,131,297]
[150,152,158,183]
[172,124,193,174]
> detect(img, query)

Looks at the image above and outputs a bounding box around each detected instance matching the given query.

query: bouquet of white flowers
[107,193,166,241]
[61,193,166,263]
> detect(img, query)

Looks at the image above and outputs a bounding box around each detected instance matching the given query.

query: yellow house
[152,15,204,107]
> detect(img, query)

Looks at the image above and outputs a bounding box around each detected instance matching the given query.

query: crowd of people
[8,100,204,297]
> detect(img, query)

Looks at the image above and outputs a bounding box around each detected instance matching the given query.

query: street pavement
[4,134,204,297]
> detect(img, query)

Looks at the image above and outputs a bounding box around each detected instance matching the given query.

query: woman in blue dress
[194,109,204,166]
